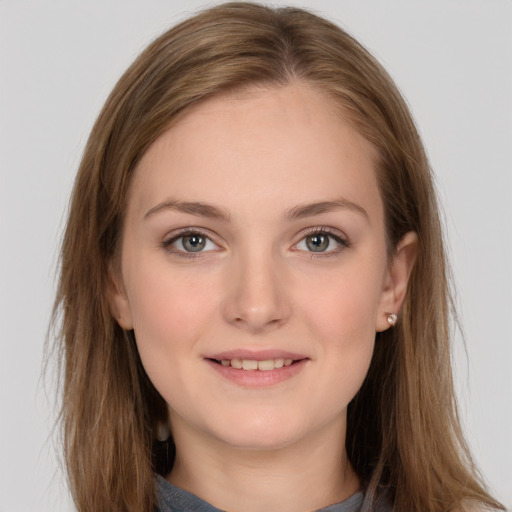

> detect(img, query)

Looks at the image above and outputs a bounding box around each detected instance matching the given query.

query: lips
[205,350,308,383]
[205,352,309,386]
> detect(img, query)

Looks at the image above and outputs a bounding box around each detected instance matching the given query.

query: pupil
[307,234,329,252]
[183,234,205,252]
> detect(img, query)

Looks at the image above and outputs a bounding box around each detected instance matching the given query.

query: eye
[163,230,219,254]
[295,229,349,254]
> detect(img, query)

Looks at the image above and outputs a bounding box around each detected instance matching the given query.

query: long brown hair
[52,3,504,511]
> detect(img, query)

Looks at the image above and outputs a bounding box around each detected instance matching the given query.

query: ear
[107,264,134,331]
[376,231,418,332]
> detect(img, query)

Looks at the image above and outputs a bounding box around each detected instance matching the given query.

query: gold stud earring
[386,313,398,326]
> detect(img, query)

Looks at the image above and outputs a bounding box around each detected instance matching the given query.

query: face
[112,83,413,451]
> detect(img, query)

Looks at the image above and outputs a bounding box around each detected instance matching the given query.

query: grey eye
[165,231,219,255]
[181,234,206,252]
[295,230,347,254]
[305,234,330,252]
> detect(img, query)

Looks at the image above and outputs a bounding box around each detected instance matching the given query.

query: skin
[111,83,417,512]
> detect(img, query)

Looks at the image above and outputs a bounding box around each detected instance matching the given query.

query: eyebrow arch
[285,199,369,222]
[144,198,368,223]
[144,200,231,221]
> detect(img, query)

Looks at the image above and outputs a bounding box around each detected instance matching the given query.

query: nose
[222,249,291,333]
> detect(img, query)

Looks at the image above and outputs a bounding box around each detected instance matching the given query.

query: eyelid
[161,227,222,256]
[160,225,350,257]
[293,226,351,254]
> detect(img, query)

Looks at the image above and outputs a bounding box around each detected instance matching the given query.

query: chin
[205,412,314,452]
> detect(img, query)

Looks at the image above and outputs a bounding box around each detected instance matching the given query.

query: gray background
[1,1,510,510]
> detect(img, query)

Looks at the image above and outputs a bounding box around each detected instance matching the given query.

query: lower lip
[205,359,309,387]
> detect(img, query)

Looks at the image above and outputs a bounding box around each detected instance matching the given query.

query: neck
[167,417,360,512]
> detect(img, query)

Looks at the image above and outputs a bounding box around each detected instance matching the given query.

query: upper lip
[205,349,309,361]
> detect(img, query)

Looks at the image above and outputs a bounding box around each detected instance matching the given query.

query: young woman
[53,2,505,511]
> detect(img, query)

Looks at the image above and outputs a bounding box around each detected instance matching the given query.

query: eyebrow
[285,199,369,222]
[144,200,231,221]
[144,197,369,223]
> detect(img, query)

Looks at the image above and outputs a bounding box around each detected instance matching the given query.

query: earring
[386,313,398,326]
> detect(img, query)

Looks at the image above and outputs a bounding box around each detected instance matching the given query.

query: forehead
[127,83,382,222]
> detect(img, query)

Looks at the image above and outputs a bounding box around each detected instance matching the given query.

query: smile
[219,358,294,370]
[205,352,309,387]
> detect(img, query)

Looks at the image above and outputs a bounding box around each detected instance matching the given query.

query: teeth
[219,358,295,370]
[257,359,275,371]
[231,358,243,369]
[242,359,258,370]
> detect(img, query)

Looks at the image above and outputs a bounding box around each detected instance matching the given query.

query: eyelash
[294,227,351,257]
[161,228,219,258]
[161,227,351,258]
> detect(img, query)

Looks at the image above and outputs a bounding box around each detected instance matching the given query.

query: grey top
[155,475,386,512]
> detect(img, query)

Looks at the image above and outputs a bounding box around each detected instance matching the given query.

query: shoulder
[155,475,222,512]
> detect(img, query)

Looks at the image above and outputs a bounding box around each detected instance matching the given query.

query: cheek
[302,258,384,342]
[124,259,219,374]
[313,299,376,415]
[125,266,224,421]
[296,257,384,395]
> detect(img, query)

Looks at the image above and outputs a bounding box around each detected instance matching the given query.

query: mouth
[204,350,309,386]
[205,351,309,386]
[208,357,298,371]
